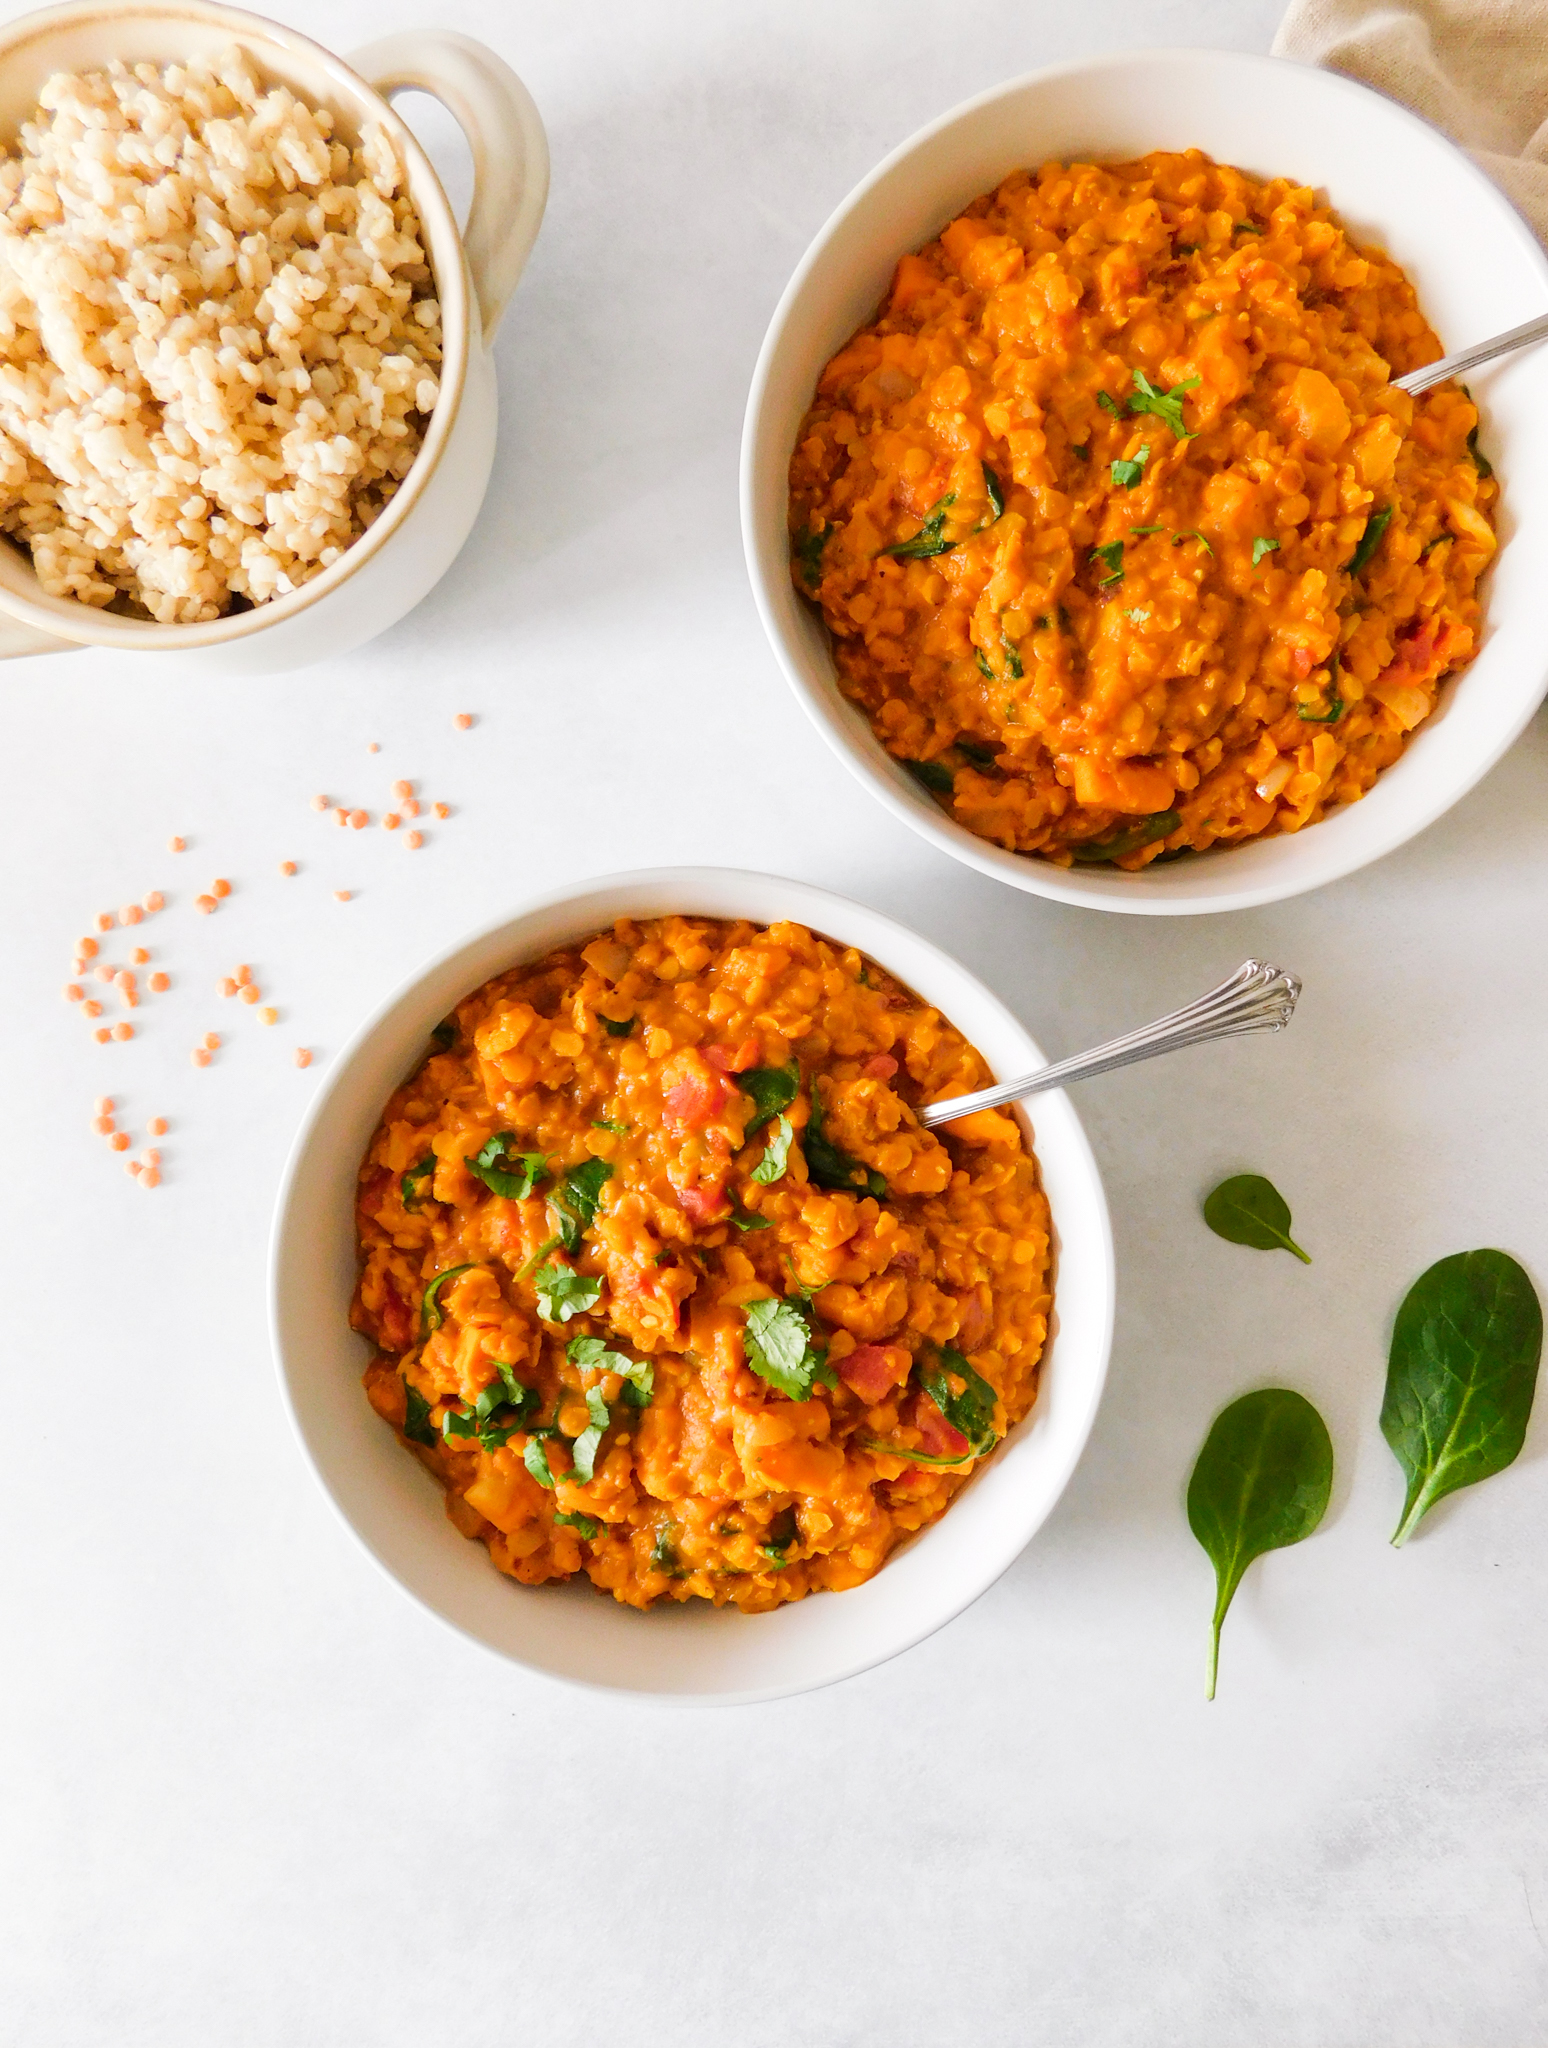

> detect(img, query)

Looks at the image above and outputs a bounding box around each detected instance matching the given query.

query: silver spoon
[917,959,1301,1128]
[1394,309,1548,395]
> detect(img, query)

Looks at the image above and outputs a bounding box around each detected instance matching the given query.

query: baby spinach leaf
[601,1015,635,1037]
[420,1262,478,1334]
[905,758,954,794]
[524,1437,558,1488]
[955,736,998,766]
[752,1113,794,1186]
[795,524,829,588]
[743,1296,830,1400]
[568,1333,653,1405]
[804,1093,886,1199]
[440,1361,540,1452]
[859,1435,977,1468]
[740,1059,800,1134]
[1346,504,1392,577]
[550,1158,612,1252]
[1467,424,1493,479]
[1068,811,1180,863]
[533,1260,602,1324]
[1111,443,1150,489]
[979,465,1005,525]
[1187,1387,1333,1698]
[918,1345,999,1455]
[400,1154,435,1210]
[880,490,957,559]
[1128,368,1199,439]
[429,1018,457,1052]
[567,1385,612,1484]
[1203,1174,1310,1263]
[1252,536,1279,566]
[555,1510,600,1539]
[402,1382,438,1447]
[1381,1249,1543,1545]
[469,1133,548,1201]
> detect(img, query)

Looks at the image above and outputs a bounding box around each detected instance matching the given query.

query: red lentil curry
[352,916,1052,1611]
[788,150,1497,868]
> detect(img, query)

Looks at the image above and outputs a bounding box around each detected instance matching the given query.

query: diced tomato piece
[838,1343,909,1403]
[863,1053,899,1079]
[705,1037,761,1073]
[678,1182,730,1225]
[662,1049,731,1127]
[381,1279,413,1353]
[913,1391,969,1459]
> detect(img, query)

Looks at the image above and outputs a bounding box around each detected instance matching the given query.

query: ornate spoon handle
[917,959,1302,1128]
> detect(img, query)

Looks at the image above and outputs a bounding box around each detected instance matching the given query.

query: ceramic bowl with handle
[0,0,548,673]
[741,50,1548,913]
[268,868,1115,1705]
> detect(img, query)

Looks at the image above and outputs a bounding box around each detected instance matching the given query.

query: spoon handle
[917,959,1302,1129]
[1393,308,1548,395]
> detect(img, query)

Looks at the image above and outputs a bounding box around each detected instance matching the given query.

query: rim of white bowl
[267,868,1116,1704]
[741,47,1548,915]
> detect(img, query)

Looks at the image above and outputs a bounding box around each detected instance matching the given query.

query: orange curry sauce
[789,151,1497,867]
[353,917,1052,1611]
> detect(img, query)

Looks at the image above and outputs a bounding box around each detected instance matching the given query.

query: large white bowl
[742,49,1548,914]
[268,869,1114,1704]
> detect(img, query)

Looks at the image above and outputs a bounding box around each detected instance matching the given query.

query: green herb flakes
[1111,443,1150,489]
[804,1091,886,1199]
[1091,539,1124,586]
[880,490,957,559]
[752,1112,794,1186]
[795,524,829,589]
[1252,537,1279,567]
[1346,504,1392,577]
[533,1260,602,1324]
[1127,368,1199,439]
[420,1262,478,1334]
[469,1133,548,1201]
[740,1059,800,1134]
[569,1333,653,1405]
[550,1158,613,1252]
[602,1015,635,1037]
[554,1510,600,1539]
[402,1382,438,1447]
[568,1385,612,1484]
[400,1154,435,1210]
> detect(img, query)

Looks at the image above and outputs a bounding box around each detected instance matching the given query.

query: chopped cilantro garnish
[743,1296,833,1400]
[1110,443,1150,489]
[751,1112,794,1186]
[1097,391,1122,417]
[550,1158,612,1252]
[804,1091,886,1199]
[919,1345,1000,1456]
[1346,505,1392,577]
[880,490,957,559]
[568,1333,653,1405]
[1003,637,1023,679]
[1127,368,1199,439]
[651,1523,680,1573]
[601,1015,635,1037]
[469,1133,548,1201]
[524,1437,557,1488]
[1071,442,1090,461]
[402,1382,438,1447]
[905,758,954,794]
[731,1204,772,1232]
[740,1059,800,1135]
[975,648,993,680]
[400,1154,435,1210]
[1173,529,1213,556]
[1129,524,1165,535]
[555,1510,600,1538]
[1126,607,1150,626]
[533,1260,602,1324]
[567,1385,611,1484]
[795,523,829,589]
[420,1262,477,1334]
[1068,810,1180,863]
[1252,536,1279,567]
[1091,539,1124,586]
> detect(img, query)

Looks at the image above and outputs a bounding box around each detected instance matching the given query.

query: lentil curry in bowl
[788,148,1497,871]
[352,914,1052,1613]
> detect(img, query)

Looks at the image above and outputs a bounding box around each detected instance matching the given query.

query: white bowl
[741,49,1548,914]
[268,869,1114,1704]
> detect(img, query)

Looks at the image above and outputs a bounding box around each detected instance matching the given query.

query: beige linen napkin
[1274,0,1548,242]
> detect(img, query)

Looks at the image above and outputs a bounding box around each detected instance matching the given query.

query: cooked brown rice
[0,48,442,624]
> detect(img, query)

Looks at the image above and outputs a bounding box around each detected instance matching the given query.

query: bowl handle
[348,32,550,347]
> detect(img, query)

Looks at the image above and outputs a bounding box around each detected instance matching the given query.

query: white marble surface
[6,0,1548,2040]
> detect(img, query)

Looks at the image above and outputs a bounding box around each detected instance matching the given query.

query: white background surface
[4,0,1547,2040]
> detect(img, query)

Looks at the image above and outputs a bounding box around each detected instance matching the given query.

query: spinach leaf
[550,1158,612,1252]
[429,1018,457,1052]
[955,736,998,766]
[1068,810,1180,863]
[918,1345,999,1455]
[1203,1174,1310,1263]
[1252,537,1279,566]
[441,1360,540,1452]
[1111,443,1150,489]
[1002,637,1023,679]
[602,1015,635,1037]
[533,1260,602,1324]
[740,1059,800,1134]
[1128,369,1199,439]
[400,1154,435,1210]
[1467,424,1493,480]
[804,1092,886,1199]
[1299,686,1344,723]
[1346,504,1392,577]
[1091,540,1124,585]
[905,758,954,794]
[402,1382,438,1447]
[568,1385,612,1484]
[568,1333,653,1405]
[974,648,994,681]
[555,1510,600,1539]
[1187,1387,1333,1698]
[861,1437,978,1468]
[980,465,1005,525]
[1381,1250,1543,1545]
[420,1263,478,1334]
[1071,442,1090,461]
[751,1113,793,1186]
[731,1204,772,1232]
[795,524,829,588]
[469,1133,548,1201]
[524,1437,558,1488]
[880,491,957,559]
[743,1296,832,1399]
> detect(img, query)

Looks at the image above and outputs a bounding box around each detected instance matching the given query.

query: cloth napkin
[1274,0,1548,243]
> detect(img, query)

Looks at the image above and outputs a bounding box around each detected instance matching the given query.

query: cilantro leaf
[421,1263,478,1335]
[1097,391,1123,417]
[1298,660,1344,724]
[1127,368,1199,438]
[568,1333,653,1405]
[1091,539,1124,586]
[905,758,954,794]
[743,1296,831,1400]
[732,1204,772,1232]
[1173,529,1214,556]
[469,1133,548,1200]
[804,1092,886,1199]
[1110,443,1150,489]
[439,1361,539,1452]
[601,1015,635,1037]
[591,1117,628,1135]
[555,1510,600,1538]
[1252,536,1279,567]
[533,1260,602,1323]
[567,1385,611,1484]
[740,1059,800,1135]
[752,1113,793,1186]
[400,1154,435,1210]
[524,1437,557,1488]
[918,1345,1000,1455]
[402,1382,438,1447]
[550,1158,613,1253]
[1346,504,1392,578]
[795,523,829,589]
[880,490,957,559]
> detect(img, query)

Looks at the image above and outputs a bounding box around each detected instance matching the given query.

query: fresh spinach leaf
[795,524,829,588]
[602,1015,635,1037]
[740,1060,800,1135]
[880,491,957,559]
[402,1382,438,1447]
[1203,1174,1310,1263]
[429,1018,457,1052]
[1002,637,1023,679]
[975,648,994,681]
[533,1260,602,1324]
[804,1092,886,1199]
[1127,368,1199,439]
[980,465,1005,524]
[905,758,954,794]
[591,1117,628,1135]
[1067,811,1179,863]
[401,1154,435,1210]
[1252,537,1279,566]
[524,1437,558,1488]
[955,737,998,767]
[550,1158,612,1252]
[743,1296,832,1400]
[440,1361,540,1452]
[1187,1387,1333,1698]
[918,1345,999,1455]
[1111,443,1150,489]
[469,1133,548,1201]
[859,1435,977,1468]
[1346,504,1392,577]
[555,1510,600,1538]
[568,1333,653,1405]
[1381,1250,1543,1545]
[421,1263,478,1334]
[751,1112,793,1186]
[1298,680,1344,723]
[1467,424,1493,479]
